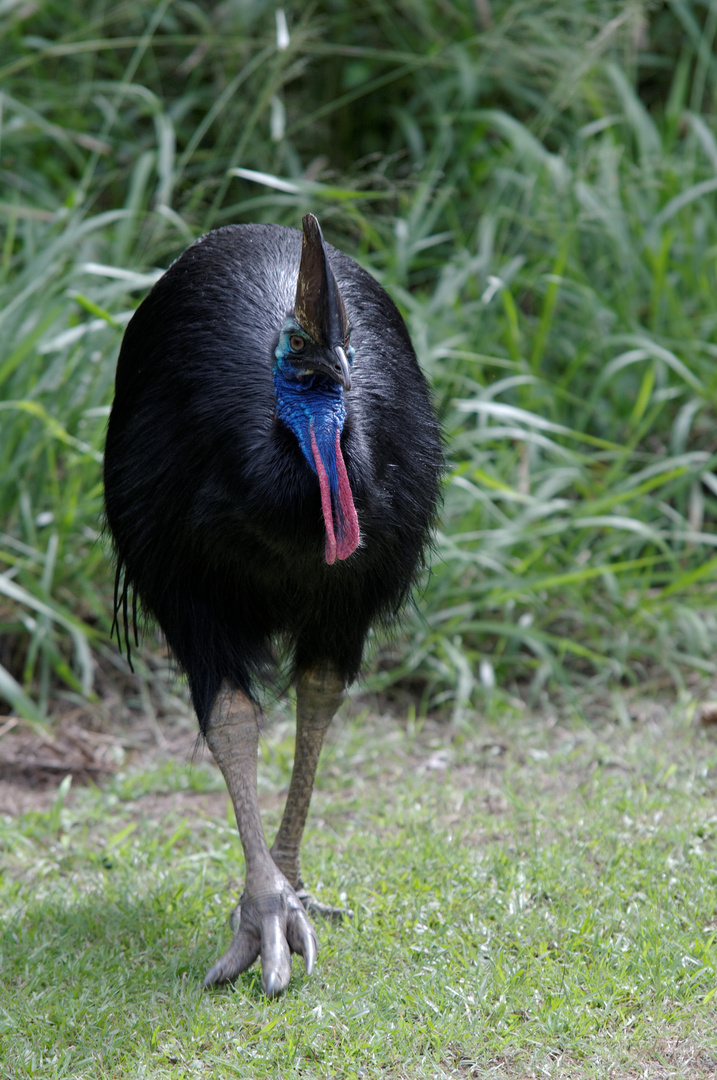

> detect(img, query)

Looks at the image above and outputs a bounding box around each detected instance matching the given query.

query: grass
[2,693,717,1077]
[1,0,717,718]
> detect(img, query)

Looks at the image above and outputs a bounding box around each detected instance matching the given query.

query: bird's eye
[289,334,305,353]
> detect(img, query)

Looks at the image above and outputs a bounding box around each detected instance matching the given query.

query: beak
[310,344,352,390]
[332,345,352,391]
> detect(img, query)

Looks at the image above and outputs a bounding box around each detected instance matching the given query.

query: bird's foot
[228,886,353,931]
[296,888,354,924]
[204,873,316,997]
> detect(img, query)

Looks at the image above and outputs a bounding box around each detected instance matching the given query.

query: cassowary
[104,214,442,996]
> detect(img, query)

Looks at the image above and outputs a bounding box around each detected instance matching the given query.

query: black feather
[103,223,443,730]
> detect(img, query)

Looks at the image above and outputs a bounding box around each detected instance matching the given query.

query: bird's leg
[270,666,350,920]
[203,682,316,997]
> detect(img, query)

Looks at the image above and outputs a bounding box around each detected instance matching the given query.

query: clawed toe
[203,929,260,987]
[287,905,317,975]
[298,889,354,924]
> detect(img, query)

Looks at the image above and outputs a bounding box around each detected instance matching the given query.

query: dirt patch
[0,715,119,784]
[2,671,716,825]
[115,786,230,824]
[0,656,201,815]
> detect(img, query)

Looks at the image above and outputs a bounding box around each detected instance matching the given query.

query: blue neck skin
[273,318,354,493]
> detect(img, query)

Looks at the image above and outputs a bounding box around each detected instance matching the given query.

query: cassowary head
[273,215,359,565]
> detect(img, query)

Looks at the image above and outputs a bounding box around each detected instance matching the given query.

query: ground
[2,668,717,1078]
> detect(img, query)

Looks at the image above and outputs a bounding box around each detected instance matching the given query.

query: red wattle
[333,428,360,560]
[309,426,360,564]
[310,428,337,564]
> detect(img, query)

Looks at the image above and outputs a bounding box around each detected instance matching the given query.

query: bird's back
[104,224,442,726]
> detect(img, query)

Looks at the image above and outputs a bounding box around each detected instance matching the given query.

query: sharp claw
[303,927,316,976]
[263,969,286,998]
[286,905,318,975]
[203,960,224,988]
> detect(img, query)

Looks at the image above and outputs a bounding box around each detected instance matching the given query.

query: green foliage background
[2,0,717,720]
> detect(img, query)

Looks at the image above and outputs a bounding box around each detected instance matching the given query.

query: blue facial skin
[273,319,355,502]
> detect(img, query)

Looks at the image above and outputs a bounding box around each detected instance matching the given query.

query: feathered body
[104,223,442,729]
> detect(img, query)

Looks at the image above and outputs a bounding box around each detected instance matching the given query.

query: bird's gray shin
[203,682,317,995]
[270,667,345,888]
[204,684,270,881]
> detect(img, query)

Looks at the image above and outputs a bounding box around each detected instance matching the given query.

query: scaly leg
[203,682,316,997]
[270,666,345,890]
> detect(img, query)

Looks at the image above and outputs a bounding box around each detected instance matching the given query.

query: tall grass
[1,0,716,720]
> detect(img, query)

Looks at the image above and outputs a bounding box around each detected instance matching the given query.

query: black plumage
[105,222,441,722]
[104,217,442,995]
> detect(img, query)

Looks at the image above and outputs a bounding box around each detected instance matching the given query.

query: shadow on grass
[1,888,285,1005]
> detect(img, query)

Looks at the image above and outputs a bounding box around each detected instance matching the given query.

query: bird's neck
[273,367,346,471]
[273,369,359,564]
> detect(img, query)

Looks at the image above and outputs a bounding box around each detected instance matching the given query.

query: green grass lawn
[2,693,716,1078]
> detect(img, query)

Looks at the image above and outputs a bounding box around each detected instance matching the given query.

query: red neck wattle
[309,427,360,564]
